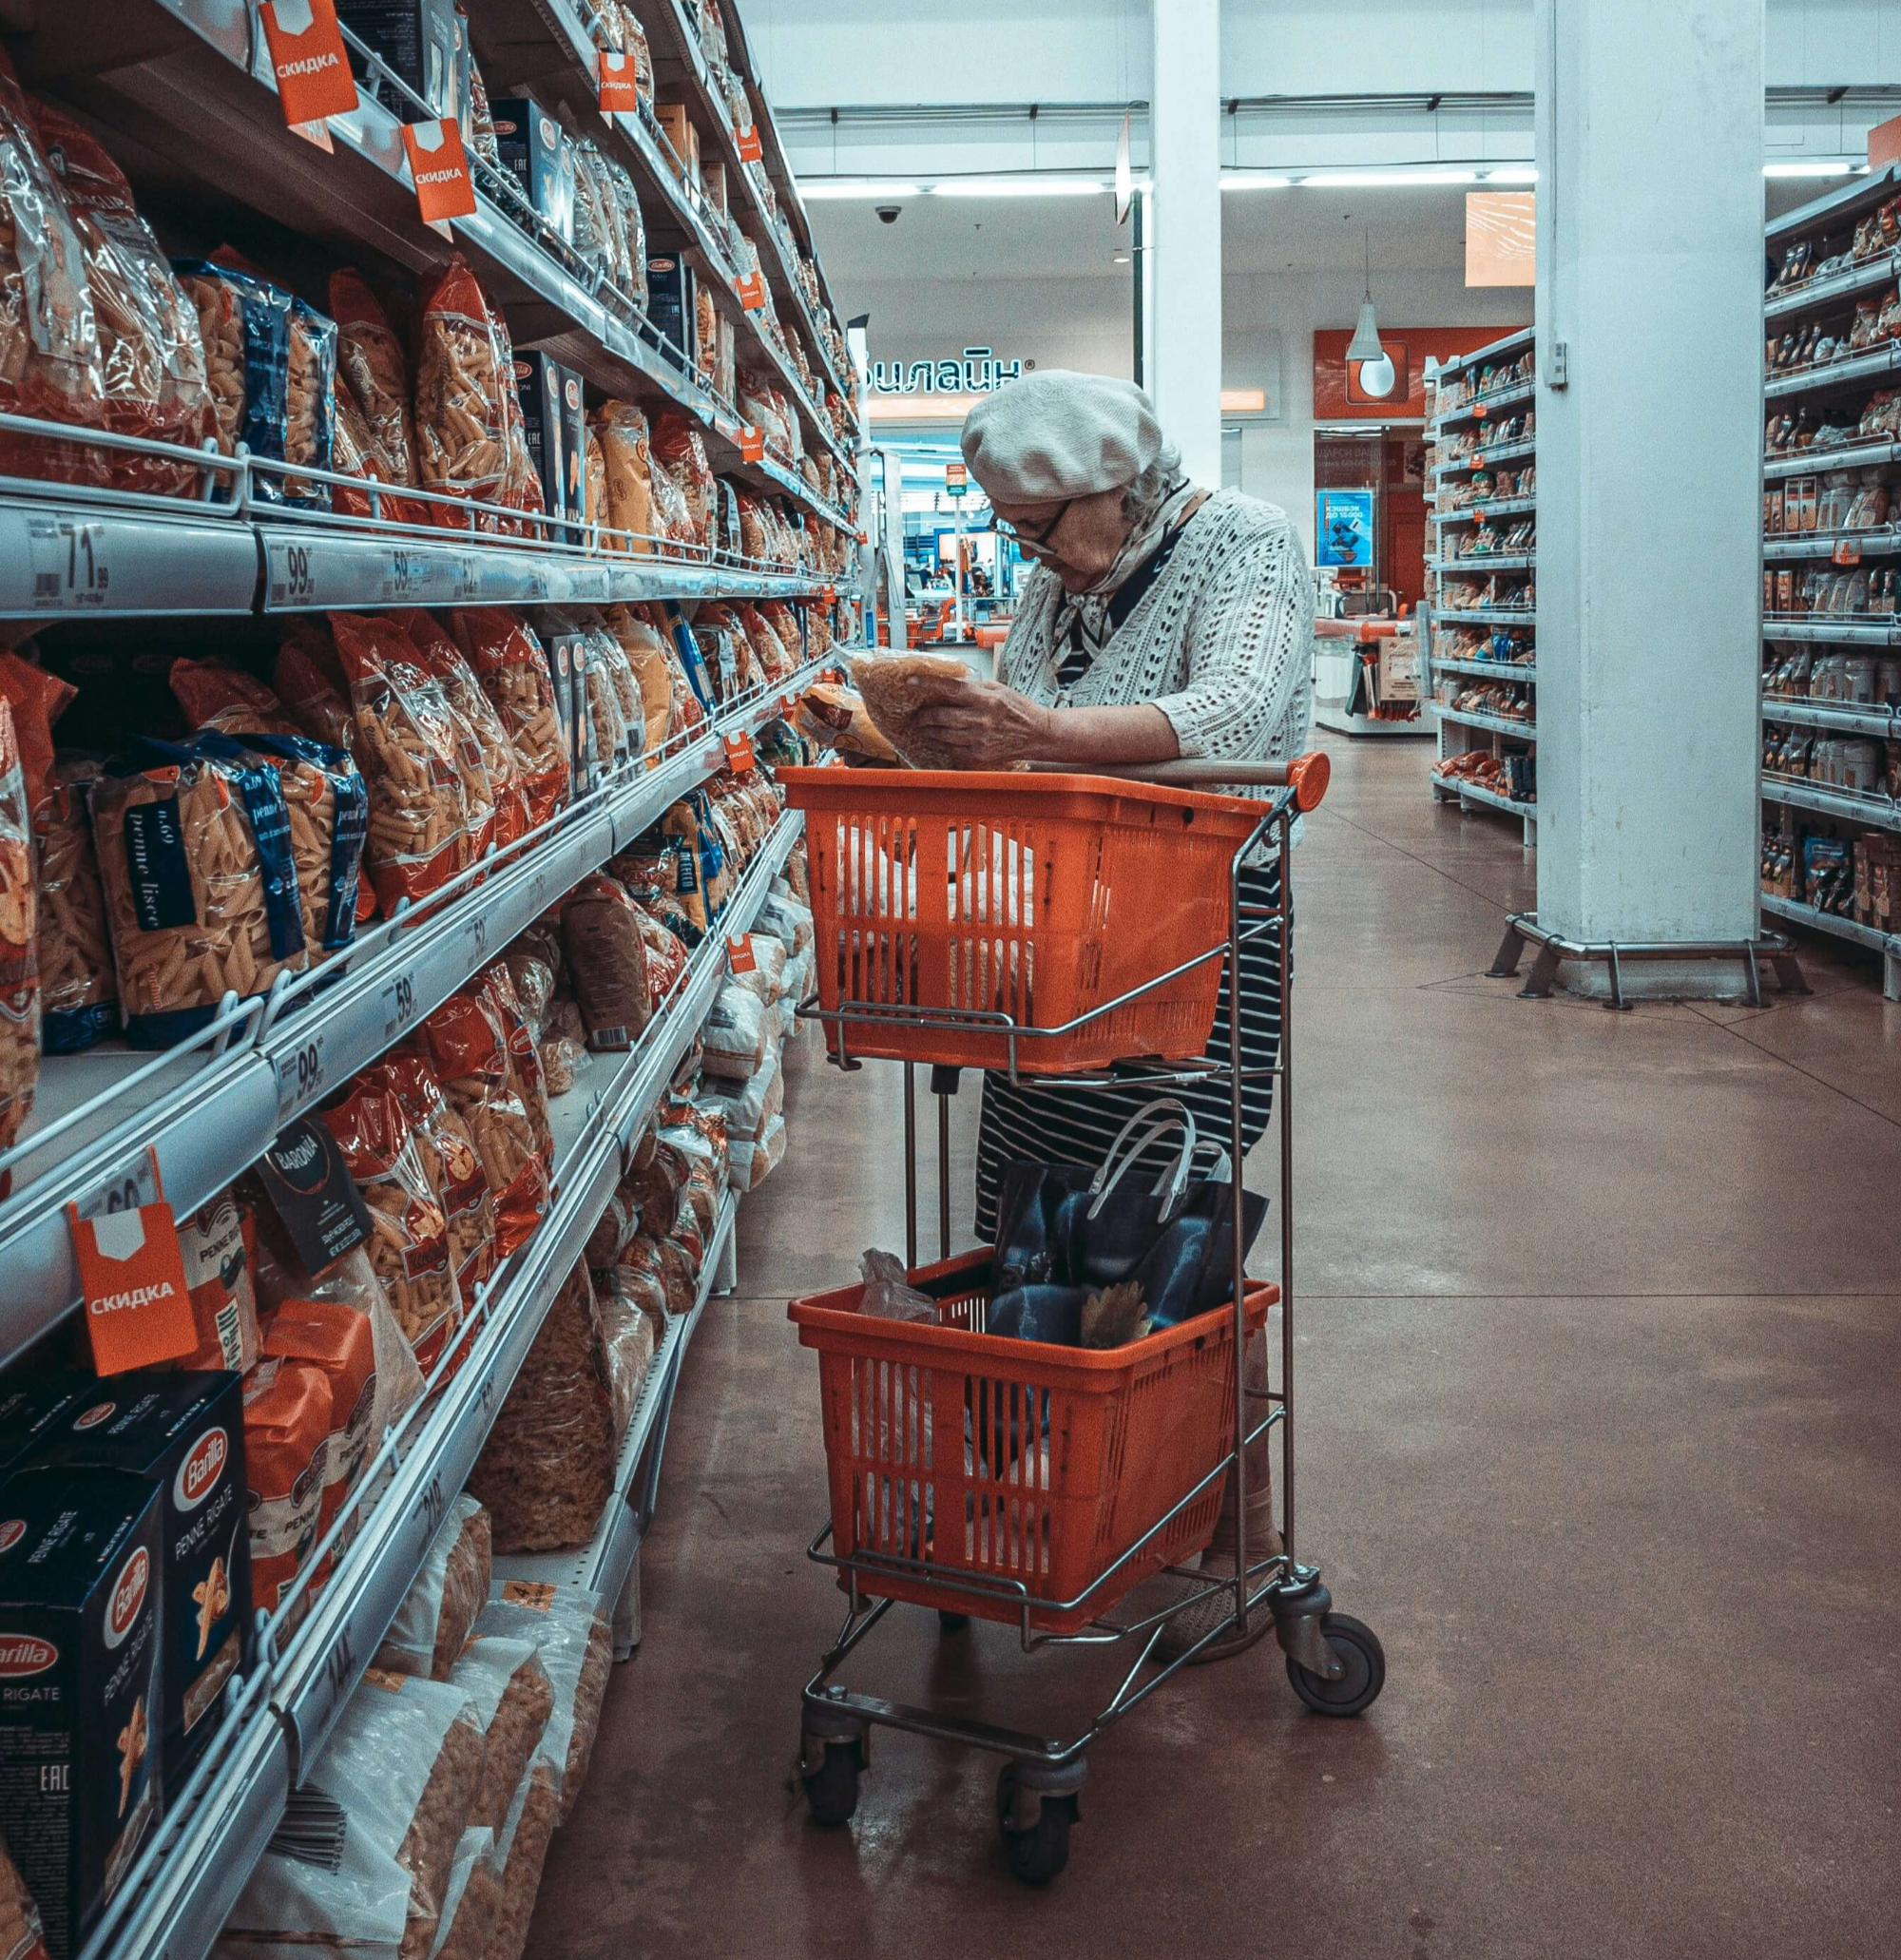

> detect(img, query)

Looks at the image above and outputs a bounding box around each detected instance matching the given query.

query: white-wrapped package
[725,931,786,1004]
[445,1636,553,1833]
[428,1829,501,1960]
[373,1495,491,1680]
[701,981,769,1083]
[756,887,813,953]
[485,1762,561,1960]
[473,1582,613,1819]
[698,1049,781,1143]
[731,1114,786,1192]
[217,1674,485,1960]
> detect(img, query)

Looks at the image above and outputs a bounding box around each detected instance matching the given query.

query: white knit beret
[960,370,1163,502]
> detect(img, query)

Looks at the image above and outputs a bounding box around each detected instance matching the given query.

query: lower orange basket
[788,1250,1277,1637]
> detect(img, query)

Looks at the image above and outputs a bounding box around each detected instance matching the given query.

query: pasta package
[331,611,469,908]
[273,618,359,754]
[797,680,898,764]
[284,298,337,508]
[560,875,650,1050]
[647,450,696,556]
[240,1354,332,1616]
[472,1584,611,1824]
[418,995,547,1259]
[394,608,527,852]
[234,733,369,958]
[852,653,977,769]
[450,609,568,829]
[38,754,116,1051]
[651,411,715,549]
[582,425,608,543]
[566,609,643,764]
[166,659,299,740]
[601,604,675,759]
[319,1079,460,1371]
[261,1295,379,1536]
[374,1047,497,1310]
[91,737,307,1048]
[173,259,292,489]
[0,693,38,1157]
[589,400,655,553]
[446,1637,552,1835]
[477,962,553,1171]
[330,268,420,488]
[415,252,509,511]
[31,102,220,497]
[373,1493,490,1681]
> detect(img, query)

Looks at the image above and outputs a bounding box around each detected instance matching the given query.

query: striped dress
[972,490,1314,1237]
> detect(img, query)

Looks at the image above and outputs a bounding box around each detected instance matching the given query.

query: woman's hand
[905,672,1060,769]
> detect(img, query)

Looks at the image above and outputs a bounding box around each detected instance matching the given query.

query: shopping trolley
[778,754,1385,1884]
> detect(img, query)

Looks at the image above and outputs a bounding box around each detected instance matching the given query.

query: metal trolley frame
[791,757,1386,1884]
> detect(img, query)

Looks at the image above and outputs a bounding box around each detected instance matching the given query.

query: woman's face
[991,485,1132,592]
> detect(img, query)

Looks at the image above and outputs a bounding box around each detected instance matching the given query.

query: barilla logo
[492,119,518,136]
[73,1400,116,1431]
[91,1279,178,1316]
[652,257,677,273]
[0,1635,56,1676]
[564,378,581,410]
[514,359,531,380]
[277,50,342,79]
[0,1521,24,1556]
[175,1429,229,1512]
[539,117,556,144]
[105,1547,150,1649]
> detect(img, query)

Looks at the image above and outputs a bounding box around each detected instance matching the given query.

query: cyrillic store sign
[868,348,1026,394]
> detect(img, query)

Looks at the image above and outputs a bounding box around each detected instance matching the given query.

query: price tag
[820,583,837,605]
[451,549,481,603]
[462,909,492,966]
[727,932,758,973]
[259,0,358,127]
[291,119,336,153]
[268,537,317,607]
[735,124,763,163]
[29,515,110,610]
[1472,402,1488,420]
[71,1146,161,1226]
[780,693,799,717]
[598,50,642,112]
[723,731,756,771]
[1834,539,1863,567]
[386,546,423,598]
[401,118,477,226]
[273,1028,328,1118]
[739,425,765,462]
[380,970,420,1041]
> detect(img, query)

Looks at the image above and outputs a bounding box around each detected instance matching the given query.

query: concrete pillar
[1147,0,1221,487]
[1533,0,1763,947]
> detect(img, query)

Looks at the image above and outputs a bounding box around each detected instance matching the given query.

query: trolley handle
[1023,751,1332,811]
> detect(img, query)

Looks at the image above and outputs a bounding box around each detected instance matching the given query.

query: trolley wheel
[937,1611,970,1635]
[1285,1612,1386,1718]
[995,1765,1078,1886]
[801,1739,864,1827]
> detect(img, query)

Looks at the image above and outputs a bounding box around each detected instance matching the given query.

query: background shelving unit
[0,5,869,1958]
[1759,164,1901,999]
[1423,327,1539,843]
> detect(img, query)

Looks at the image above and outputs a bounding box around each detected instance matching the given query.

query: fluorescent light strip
[800,181,922,200]
[929,177,1110,197]
[1763,160,1868,178]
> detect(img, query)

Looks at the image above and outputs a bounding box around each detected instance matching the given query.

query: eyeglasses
[994,497,1075,558]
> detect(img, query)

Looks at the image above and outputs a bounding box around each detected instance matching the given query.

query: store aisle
[529,739,1901,1960]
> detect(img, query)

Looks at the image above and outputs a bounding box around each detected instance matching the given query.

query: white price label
[462,909,492,967]
[451,550,481,603]
[380,970,420,1041]
[71,1148,160,1223]
[274,1029,328,1117]
[29,516,110,609]
[387,546,424,597]
[270,538,317,606]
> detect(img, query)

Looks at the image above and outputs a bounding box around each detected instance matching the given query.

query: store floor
[530,737,1901,1960]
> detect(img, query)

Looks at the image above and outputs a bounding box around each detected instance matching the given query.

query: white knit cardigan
[998,488,1315,789]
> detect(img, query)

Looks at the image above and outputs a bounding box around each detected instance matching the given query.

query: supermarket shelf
[0,662,826,1371]
[1760,697,1901,737]
[1760,890,1901,957]
[1430,437,1537,477]
[1429,377,1536,433]
[1762,528,1901,564]
[1432,607,1538,626]
[1760,774,1901,831]
[1434,702,1538,740]
[1762,438,1901,480]
[1431,656,1538,680]
[492,1191,738,1605]
[1431,495,1538,527]
[1430,551,1535,573]
[1432,773,1537,817]
[1763,340,1901,401]
[0,490,258,616]
[1761,616,1901,645]
[1765,162,1901,246]
[1433,325,1536,382]
[1764,247,1901,322]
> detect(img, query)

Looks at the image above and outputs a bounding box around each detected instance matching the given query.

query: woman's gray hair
[1120,442,1184,524]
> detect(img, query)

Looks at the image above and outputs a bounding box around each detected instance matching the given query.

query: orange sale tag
[1834,539,1863,567]
[401,118,477,224]
[739,425,765,462]
[820,583,837,604]
[598,50,642,113]
[727,933,758,973]
[67,1172,197,1376]
[723,731,756,771]
[735,124,763,163]
[737,272,766,312]
[260,0,359,126]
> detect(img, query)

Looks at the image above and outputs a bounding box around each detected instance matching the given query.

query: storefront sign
[868,347,1027,394]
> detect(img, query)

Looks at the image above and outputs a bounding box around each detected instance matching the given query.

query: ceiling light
[929,177,1109,198]
[1112,250,1130,263]
[1345,223,1384,363]
[1219,173,1294,190]
[1219,388,1267,413]
[1762,160,1866,178]
[1304,169,1477,187]
[800,181,923,200]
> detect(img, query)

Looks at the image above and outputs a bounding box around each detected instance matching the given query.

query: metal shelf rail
[78,810,803,1960]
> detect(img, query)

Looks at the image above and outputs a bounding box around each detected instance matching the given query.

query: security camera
[875,204,902,224]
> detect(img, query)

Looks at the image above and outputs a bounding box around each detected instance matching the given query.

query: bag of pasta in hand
[450,609,569,830]
[331,610,470,911]
[394,608,528,853]
[91,735,307,1048]
[320,1077,461,1373]
[415,252,509,519]
[419,992,547,1259]
[374,1047,497,1312]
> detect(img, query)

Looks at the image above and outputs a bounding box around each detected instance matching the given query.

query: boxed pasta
[488,96,575,244]
[512,352,584,540]
[643,254,694,365]
[0,1466,164,1960]
[40,1373,252,1791]
[337,0,466,122]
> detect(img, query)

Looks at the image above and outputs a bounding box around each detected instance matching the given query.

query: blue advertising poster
[1315,488,1375,568]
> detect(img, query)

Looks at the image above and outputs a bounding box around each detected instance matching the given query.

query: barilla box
[513,353,585,540]
[0,1466,164,1960]
[0,1374,92,1480]
[40,1374,250,1790]
[644,255,696,367]
[538,621,586,795]
[488,95,574,245]
[336,0,464,123]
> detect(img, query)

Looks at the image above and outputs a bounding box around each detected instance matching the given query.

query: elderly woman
[909,372,1315,1653]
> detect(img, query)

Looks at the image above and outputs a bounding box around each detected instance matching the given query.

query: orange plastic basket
[778,767,1270,1073]
[789,1250,1277,1636]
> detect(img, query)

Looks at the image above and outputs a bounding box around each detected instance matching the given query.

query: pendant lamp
[1345,224,1384,362]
